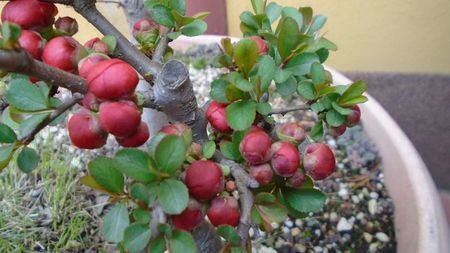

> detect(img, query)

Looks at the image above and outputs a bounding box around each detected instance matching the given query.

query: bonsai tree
[0,0,367,252]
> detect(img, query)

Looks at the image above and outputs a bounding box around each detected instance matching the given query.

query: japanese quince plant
[0,0,367,252]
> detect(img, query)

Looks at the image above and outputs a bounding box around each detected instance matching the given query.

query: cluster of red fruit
[1,0,159,149]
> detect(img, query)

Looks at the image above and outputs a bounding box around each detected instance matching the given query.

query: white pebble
[351,195,360,204]
[368,199,377,215]
[370,192,379,199]
[375,232,390,242]
[258,246,277,253]
[329,212,339,223]
[295,219,303,227]
[369,243,379,253]
[356,212,365,220]
[338,188,349,198]
[363,232,373,243]
[282,227,290,234]
[314,246,323,252]
[337,217,352,232]
[284,220,293,227]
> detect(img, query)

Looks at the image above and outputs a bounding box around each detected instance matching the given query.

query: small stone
[314,229,321,237]
[368,199,377,215]
[351,195,360,204]
[356,212,365,220]
[363,232,373,243]
[291,227,301,236]
[370,192,379,199]
[369,242,379,253]
[314,246,323,252]
[284,220,293,227]
[259,246,277,253]
[329,212,339,223]
[295,219,303,227]
[375,232,390,242]
[282,227,290,234]
[348,216,356,225]
[248,228,254,237]
[295,244,306,253]
[337,218,352,232]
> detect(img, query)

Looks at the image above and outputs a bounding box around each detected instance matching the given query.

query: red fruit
[270,141,300,177]
[239,130,272,165]
[205,101,231,132]
[99,101,141,137]
[132,18,159,36]
[171,199,204,231]
[225,180,236,192]
[78,53,110,78]
[345,105,361,127]
[55,16,78,36]
[18,30,45,59]
[84,37,110,54]
[250,36,268,55]
[87,59,139,100]
[277,122,306,144]
[249,163,273,186]
[159,122,192,145]
[329,124,347,137]
[185,160,224,202]
[42,36,82,72]
[116,121,150,147]
[207,196,240,227]
[68,111,107,149]
[1,0,58,30]
[80,92,100,111]
[287,171,306,188]
[303,143,336,180]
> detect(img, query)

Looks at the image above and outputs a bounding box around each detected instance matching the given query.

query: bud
[225,180,236,192]
[80,92,101,111]
[277,122,306,144]
[117,121,150,147]
[190,142,203,159]
[185,160,224,202]
[132,18,159,37]
[287,171,306,188]
[345,105,361,127]
[55,16,78,36]
[84,37,110,54]
[249,163,273,186]
[78,53,110,78]
[1,0,58,30]
[99,101,141,137]
[207,196,240,227]
[18,30,45,60]
[171,198,204,231]
[87,59,139,100]
[270,141,301,177]
[250,36,268,55]
[159,122,192,146]
[329,124,346,138]
[42,36,84,72]
[68,111,107,149]
[303,143,336,180]
[239,130,272,165]
[205,101,231,133]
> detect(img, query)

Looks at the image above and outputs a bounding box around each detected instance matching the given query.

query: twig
[20,93,83,144]
[214,151,258,247]
[269,104,310,115]
[96,0,123,6]
[152,27,171,64]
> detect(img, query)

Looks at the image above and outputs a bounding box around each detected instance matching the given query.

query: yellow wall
[226,0,450,74]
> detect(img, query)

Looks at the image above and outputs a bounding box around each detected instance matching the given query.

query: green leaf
[133,208,151,224]
[311,101,325,113]
[0,144,14,172]
[256,55,276,93]
[338,80,368,105]
[2,107,19,129]
[308,15,327,35]
[5,79,48,111]
[19,113,50,137]
[281,7,303,28]
[123,223,151,253]
[277,17,300,60]
[168,31,182,40]
[1,22,21,42]
[202,140,216,159]
[297,80,317,100]
[284,53,320,77]
[150,4,175,27]
[220,142,241,161]
[154,135,187,174]
[239,11,259,29]
[17,147,39,173]
[311,121,324,141]
[158,179,189,215]
[266,2,282,23]
[102,35,117,52]
[170,0,186,15]
[326,110,345,127]
[181,20,207,37]
[299,7,313,26]
[102,202,130,243]
[234,76,254,92]
[283,188,326,213]
[89,157,124,193]
[251,0,264,14]
[168,230,197,253]
[114,149,156,182]
[217,225,240,247]
[234,38,259,77]
[130,183,152,206]
[331,102,353,115]
[210,79,230,103]
[226,100,257,131]
[80,175,109,193]
[256,102,271,115]
[149,236,166,253]
[0,123,17,143]
[340,95,368,106]
[311,62,325,85]
[276,76,297,96]
[274,69,291,83]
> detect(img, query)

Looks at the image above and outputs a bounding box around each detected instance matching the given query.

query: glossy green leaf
[102,35,117,52]
[150,4,175,27]
[202,140,216,159]
[239,11,259,29]
[5,79,48,111]
[266,2,282,23]
[274,69,291,84]
[0,123,17,143]
[220,141,242,161]
[256,102,272,115]
[217,225,240,246]
[234,38,259,77]
[154,135,187,174]
[17,147,39,173]
[19,113,50,137]
[226,100,257,131]
[168,230,197,253]
[277,17,300,60]
[299,7,313,26]
[89,157,124,193]
[251,0,264,14]
[102,202,130,243]
[130,183,152,206]
[311,120,324,141]
[283,187,326,213]
[297,80,317,100]
[284,53,320,76]
[256,55,276,92]
[340,95,368,106]
[149,236,166,253]
[170,0,186,15]
[158,179,189,214]
[326,109,345,127]
[331,102,353,115]
[114,149,155,182]
[0,144,14,172]
[338,80,368,105]
[276,76,297,96]
[181,20,207,37]
[133,208,151,224]
[123,223,151,253]
[282,7,303,28]
[210,79,230,103]
[308,15,327,34]
[234,76,254,92]
[311,62,325,85]
[1,22,21,42]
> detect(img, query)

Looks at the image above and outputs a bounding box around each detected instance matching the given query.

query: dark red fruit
[55,16,78,36]
[84,37,110,54]
[329,124,347,137]
[42,36,82,72]
[78,53,110,78]
[18,30,45,59]
[87,59,139,100]
[159,122,192,145]
[303,143,336,180]
[239,130,272,165]
[80,92,100,111]
[68,111,107,149]
[287,171,306,188]
[277,122,306,144]
[207,196,240,227]
[1,0,58,30]
[270,141,300,177]
[171,199,204,231]
[250,36,268,55]
[132,18,159,37]
[116,121,150,147]
[249,163,273,186]
[99,101,141,137]
[205,101,231,133]
[185,160,224,202]
[345,105,361,127]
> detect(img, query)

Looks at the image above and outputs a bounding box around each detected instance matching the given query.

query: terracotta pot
[169,35,450,253]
